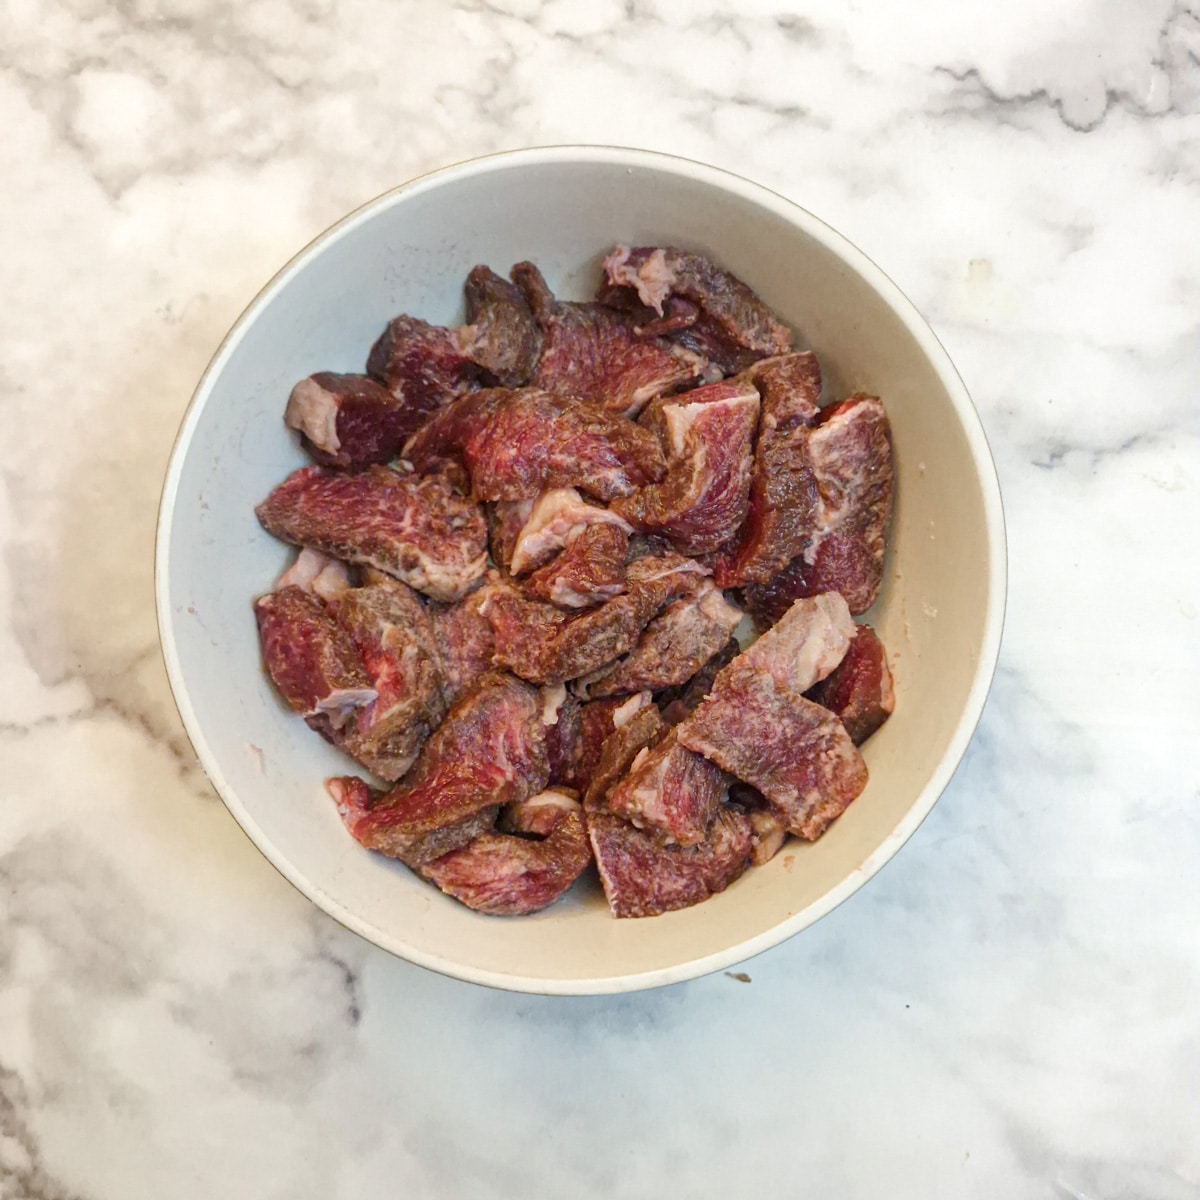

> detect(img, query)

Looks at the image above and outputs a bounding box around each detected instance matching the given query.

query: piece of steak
[588,806,752,918]
[582,702,666,812]
[366,314,481,414]
[255,464,488,603]
[512,261,707,417]
[329,672,548,866]
[276,547,352,602]
[508,487,632,575]
[601,245,793,375]
[736,592,855,696]
[403,387,667,502]
[575,580,742,699]
[678,665,867,840]
[484,553,706,684]
[709,353,822,586]
[500,787,583,837]
[459,264,542,387]
[325,578,447,780]
[606,728,726,846]
[544,691,583,788]
[657,638,740,725]
[525,523,630,609]
[428,582,498,708]
[612,378,760,555]
[421,809,591,916]
[487,498,534,572]
[805,624,895,745]
[254,586,376,723]
[575,692,653,796]
[284,372,427,470]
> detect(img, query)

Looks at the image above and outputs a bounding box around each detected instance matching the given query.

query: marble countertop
[3,0,1198,1195]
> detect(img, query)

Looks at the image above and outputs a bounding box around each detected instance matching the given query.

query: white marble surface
[2,0,1198,1194]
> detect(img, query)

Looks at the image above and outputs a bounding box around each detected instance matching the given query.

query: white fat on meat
[740,592,855,695]
[603,245,675,315]
[748,809,788,866]
[277,548,352,602]
[285,377,341,454]
[612,691,653,727]
[312,684,379,726]
[509,488,632,575]
[541,683,568,726]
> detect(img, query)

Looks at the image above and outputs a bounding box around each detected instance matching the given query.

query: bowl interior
[158,149,1004,993]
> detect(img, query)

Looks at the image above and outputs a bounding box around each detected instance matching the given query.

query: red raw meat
[276,547,352,602]
[613,378,760,555]
[421,809,591,915]
[582,702,665,811]
[428,582,498,708]
[508,488,632,575]
[575,692,653,796]
[525,523,629,609]
[545,690,583,788]
[329,672,548,866]
[708,352,822,586]
[806,624,895,745]
[512,261,707,417]
[606,728,726,846]
[485,553,707,684]
[403,387,667,502]
[501,787,583,838]
[601,246,793,376]
[367,314,481,413]
[487,498,534,572]
[254,586,375,722]
[588,806,752,918]
[657,638,739,726]
[255,464,488,603]
[460,264,542,387]
[575,580,742,699]
[737,592,855,696]
[746,807,788,866]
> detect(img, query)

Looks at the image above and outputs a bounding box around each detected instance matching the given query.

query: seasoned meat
[606,728,726,846]
[582,703,665,812]
[285,372,428,470]
[403,387,667,502]
[574,692,652,796]
[500,787,583,837]
[709,352,822,586]
[525,523,629,609]
[487,498,535,572]
[737,592,855,696]
[508,487,632,575]
[254,586,375,723]
[421,809,591,915]
[255,465,488,603]
[588,806,752,918]
[512,261,707,417]
[657,638,740,725]
[428,582,498,708]
[746,807,788,866]
[328,673,548,866]
[805,624,895,745]
[613,378,760,555]
[460,264,542,387]
[366,314,481,413]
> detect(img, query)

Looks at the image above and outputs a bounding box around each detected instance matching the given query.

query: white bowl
[156,146,1005,994]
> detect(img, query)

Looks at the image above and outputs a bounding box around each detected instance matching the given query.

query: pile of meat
[253,247,896,919]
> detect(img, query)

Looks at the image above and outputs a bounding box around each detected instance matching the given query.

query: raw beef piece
[487,499,534,572]
[575,692,653,796]
[588,807,752,918]
[329,672,549,866]
[366,314,481,414]
[421,809,590,916]
[508,488,632,575]
[606,728,726,846]
[575,580,742,699]
[328,776,498,870]
[276,547,352,602]
[545,691,583,788]
[325,578,447,780]
[678,666,867,840]
[285,372,425,470]
[612,378,760,555]
[255,465,488,603]
[459,264,542,387]
[582,702,666,812]
[254,586,375,723]
[512,261,707,417]
[746,807,788,866]
[403,387,666,502]
[500,787,582,837]
[657,638,740,725]
[708,353,823,587]
[525,523,629,609]
[601,246,793,375]
[737,592,855,696]
[485,553,707,684]
[805,624,895,745]
[741,556,809,629]
[428,582,498,708]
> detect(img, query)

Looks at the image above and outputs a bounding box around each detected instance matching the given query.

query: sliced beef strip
[588,806,752,919]
[508,487,632,575]
[284,372,427,471]
[708,352,823,587]
[805,624,895,745]
[574,580,742,699]
[421,809,591,916]
[459,264,542,387]
[512,261,707,417]
[612,378,760,555]
[582,703,666,812]
[403,387,666,502]
[605,728,726,846]
[525,523,629,610]
[255,464,488,603]
[254,586,376,724]
[428,581,498,709]
[328,672,549,867]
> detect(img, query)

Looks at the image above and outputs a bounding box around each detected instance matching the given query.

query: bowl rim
[155,144,1007,995]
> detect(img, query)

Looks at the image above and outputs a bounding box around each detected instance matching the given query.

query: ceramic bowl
[156,146,1006,994]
